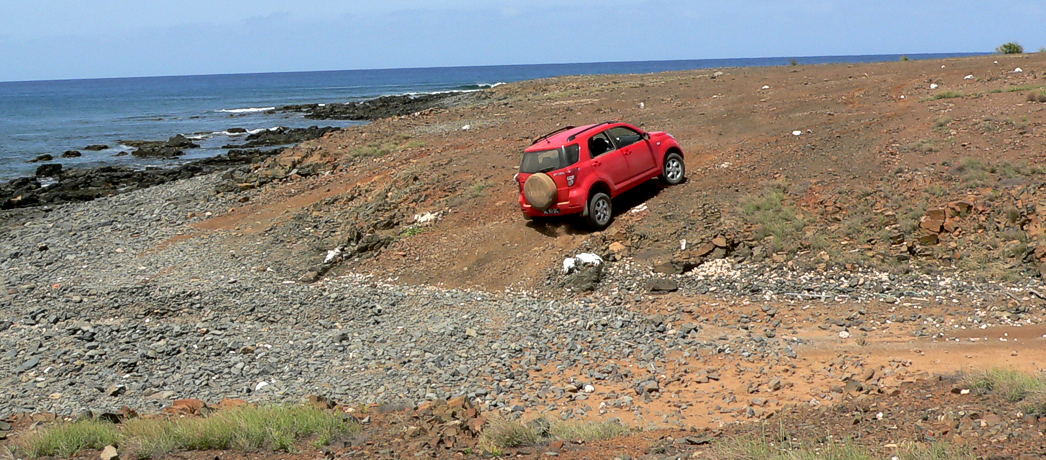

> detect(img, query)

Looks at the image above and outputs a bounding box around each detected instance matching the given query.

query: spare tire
[523,173,557,211]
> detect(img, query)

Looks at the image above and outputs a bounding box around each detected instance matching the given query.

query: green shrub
[478,417,628,452]
[997,42,1024,54]
[23,404,357,458]
[741,190,807,252]
[965,368,1046,414]
[928,91,963,101]
[24,420,119,458]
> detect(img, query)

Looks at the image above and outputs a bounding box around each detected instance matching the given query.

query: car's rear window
[520,145,580,173]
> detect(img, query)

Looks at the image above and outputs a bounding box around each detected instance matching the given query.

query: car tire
[585,192,612,230]
[524,173,557,210]
[660,152,685,185]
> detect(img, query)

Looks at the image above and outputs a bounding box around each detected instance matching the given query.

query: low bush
[478,417,628,452]
[997,42,1024,54]
[22,404,357,458]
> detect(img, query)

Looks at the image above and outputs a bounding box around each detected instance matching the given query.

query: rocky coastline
[1,91,466,210]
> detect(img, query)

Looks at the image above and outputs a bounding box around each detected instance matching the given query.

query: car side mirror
[641,132,650,140]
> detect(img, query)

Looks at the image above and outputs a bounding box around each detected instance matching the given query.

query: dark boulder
[166,134,200,149]
[62,150,82,158]
[643,278,680,293]
[29,154,53,163]
[130,142,184,158]
[83,145,109,151]
[35,163,63,177]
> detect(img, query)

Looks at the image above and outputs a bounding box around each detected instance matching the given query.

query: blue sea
[0,53,985,181]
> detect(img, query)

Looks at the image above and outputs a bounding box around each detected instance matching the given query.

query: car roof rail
[531,126,576,145]
[567,121,616,142]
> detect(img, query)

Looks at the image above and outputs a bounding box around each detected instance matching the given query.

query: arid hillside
[189,53,1046,293]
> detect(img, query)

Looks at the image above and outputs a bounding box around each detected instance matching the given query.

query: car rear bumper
[520,197,586,218]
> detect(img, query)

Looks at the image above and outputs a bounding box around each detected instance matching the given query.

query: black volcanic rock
[223,126,340,148]
[62,150,82,158]
[36,163,63,177]
[279,93,458,121]
[2,148,284,210]
[166,134,200,149]
[124,135,200,158]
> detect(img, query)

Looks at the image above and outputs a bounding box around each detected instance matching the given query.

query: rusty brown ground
[7,53,1046,459]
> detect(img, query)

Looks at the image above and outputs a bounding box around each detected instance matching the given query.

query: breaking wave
[216,107,276,114]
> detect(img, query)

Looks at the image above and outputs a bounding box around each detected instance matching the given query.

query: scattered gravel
[1,171,1041,420]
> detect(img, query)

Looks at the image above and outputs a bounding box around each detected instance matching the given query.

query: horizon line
[0,52,993,85]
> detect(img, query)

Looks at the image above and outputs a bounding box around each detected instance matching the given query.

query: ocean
[0,53,985,181]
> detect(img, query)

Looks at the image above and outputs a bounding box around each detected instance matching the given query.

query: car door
[606,126,657,180]
[587,131,631,190]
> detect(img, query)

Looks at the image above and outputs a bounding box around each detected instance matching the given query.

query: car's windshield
[519,145,579,173]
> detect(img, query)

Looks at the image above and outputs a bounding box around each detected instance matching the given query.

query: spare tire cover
[524,173,557,211]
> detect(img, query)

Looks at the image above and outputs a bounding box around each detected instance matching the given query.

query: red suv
[516,121,685,229]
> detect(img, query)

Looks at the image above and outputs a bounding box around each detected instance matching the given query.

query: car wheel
[585,192,612,230]
[660,152,685,185]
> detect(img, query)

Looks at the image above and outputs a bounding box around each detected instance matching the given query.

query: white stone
[761,85,770,90]
[792,130,802,136]
[584,384,595,393]
[838,331,851,339]
[930,83,938,90]
[255,381,269,392]
[461,124,471,131]
[414,211,440,225]
[964,75,974,80]
[323,247,343,264]
[563,253,603,274]
[575,253,603,266]
[1015,67,1023,73]
[563,258,576,274]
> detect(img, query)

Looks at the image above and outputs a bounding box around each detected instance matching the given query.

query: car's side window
[588,132,613,158]
[607,126,643,149]
[565,144,580,164]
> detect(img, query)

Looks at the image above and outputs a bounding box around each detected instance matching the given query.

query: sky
[1,0,1045,82]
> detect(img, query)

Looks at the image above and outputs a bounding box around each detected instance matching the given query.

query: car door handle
[623,150,631,155]
[592,160,601,166]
